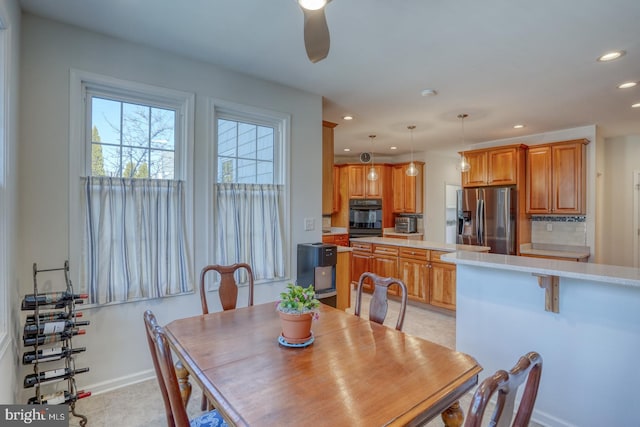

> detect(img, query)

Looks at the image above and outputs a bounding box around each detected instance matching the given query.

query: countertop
[322,227,348,236]
[350,236,491,252]
[519,243,590,260]
[443,251,640,289]
[382,231,424,238]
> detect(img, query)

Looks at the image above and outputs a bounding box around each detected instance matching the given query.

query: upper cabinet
[526,139,588,214]
[392,162,424,213]
[347,164,387,199]
[461,145,527,187]
[322,121,337,215]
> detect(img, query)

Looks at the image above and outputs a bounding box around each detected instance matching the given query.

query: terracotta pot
[278,311,313,344]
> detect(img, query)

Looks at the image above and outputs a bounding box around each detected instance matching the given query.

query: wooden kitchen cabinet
[398,247,430,303]
[348,165,366,198]
[322,121,337,215]
[346,164,388,199]
[372,244,399,295]
[526,139,588,214]
[351,241,372,292]
[321,233,349,246]
[462,145,526,188]
[391,162,424,213]
[332,166,340,213]
[429,251,456,310]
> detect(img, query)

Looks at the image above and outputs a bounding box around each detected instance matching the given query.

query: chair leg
[174,361,192,408]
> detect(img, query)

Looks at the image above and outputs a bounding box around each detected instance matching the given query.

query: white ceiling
[19,0,640,157]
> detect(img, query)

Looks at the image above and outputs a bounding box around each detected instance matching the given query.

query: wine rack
[22,261,89,426]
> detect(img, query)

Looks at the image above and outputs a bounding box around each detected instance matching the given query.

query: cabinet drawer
[351,242,372,252]
[398,247,429,261]
[373,244,399,256]
[430,250,453,262]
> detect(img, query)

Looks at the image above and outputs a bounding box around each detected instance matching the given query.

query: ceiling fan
[296,0,332,63]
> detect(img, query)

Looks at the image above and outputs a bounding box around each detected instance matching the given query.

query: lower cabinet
[398,247,430,304]
[351,242,372,292]
[429,254,457,310]
[372,244,399,295]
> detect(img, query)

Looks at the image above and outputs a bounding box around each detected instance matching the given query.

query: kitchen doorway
[445,184,460,244]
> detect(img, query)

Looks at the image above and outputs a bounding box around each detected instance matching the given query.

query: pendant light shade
[458,114,471,172]
[367,134,378,181]
[406,125,419,177]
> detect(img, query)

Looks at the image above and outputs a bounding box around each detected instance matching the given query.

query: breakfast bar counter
[443,251,640,426]
[349,236,491,253]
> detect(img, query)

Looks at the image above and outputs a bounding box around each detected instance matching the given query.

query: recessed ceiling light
[342,115,353,120]
[390,146,397,150]
[513,124,525,129]
[343,148,351,152]
[597,50,626,62]
[421,88,438,97]
[618,81,637,89]
[632,103,640,108]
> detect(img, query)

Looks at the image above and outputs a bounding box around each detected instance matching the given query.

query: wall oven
[349,199,383,238]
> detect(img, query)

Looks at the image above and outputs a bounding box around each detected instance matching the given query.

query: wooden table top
[165,302,481,426]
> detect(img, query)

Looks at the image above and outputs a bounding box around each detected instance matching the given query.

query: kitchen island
[443,251,640,427]
[349,237,489,310]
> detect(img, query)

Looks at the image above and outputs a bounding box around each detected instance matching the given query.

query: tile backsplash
[530,216,587,246]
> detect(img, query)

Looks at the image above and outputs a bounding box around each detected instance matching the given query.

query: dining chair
[464,351,543,427]
[198,263,254,410]
[354,272,408,331]
[143,310,229,427]
[199,263,254,313]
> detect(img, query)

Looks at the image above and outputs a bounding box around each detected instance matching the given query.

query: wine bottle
[21,291,88,310]
[23,329,86,346]
[27,390,91,405]
[26,311,83,324]
[24,320,90,336]
[23,367,89,388]
[22,346,86,365]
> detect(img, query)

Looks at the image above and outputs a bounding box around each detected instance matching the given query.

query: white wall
[18,13,323,394]
[420,152,460,242]
[456,263,640,427]
[599,135,640,266]
[0,0,20,405]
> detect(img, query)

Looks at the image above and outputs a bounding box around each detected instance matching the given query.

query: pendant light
[458,114,471,172]
[367,135,379,181]
[406,125,419,176]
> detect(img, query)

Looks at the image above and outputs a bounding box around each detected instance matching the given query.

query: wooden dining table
[164,302,482,427]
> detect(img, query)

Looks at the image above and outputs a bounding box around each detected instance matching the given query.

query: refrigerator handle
[475,198,482,244]
[479,199,485,245]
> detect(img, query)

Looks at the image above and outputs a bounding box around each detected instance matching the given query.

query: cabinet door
[488,147,517,185]
[365,165,383,198]
[334,234,349,246]
[372,255,399,295]
[348,165,365,199]
[391,165,405,212]
[321,235,335,244]
[351,251,372,291]
[430,261,456,310]
[462,151,488,187]
[399,257,428,303]
[526,146,552,214]
[322,122,335,214]
[332,166,340,213]
[552,143,583,214]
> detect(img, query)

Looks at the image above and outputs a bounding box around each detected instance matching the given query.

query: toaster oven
[394,217,417,233]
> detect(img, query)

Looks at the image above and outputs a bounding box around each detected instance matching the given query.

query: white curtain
[215,183,285,281]
[80,177,192,304]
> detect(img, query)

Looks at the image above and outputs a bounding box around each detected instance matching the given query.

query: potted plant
[276,283,320,344]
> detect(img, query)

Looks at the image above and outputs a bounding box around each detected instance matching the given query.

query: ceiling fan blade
[301,7,330,63]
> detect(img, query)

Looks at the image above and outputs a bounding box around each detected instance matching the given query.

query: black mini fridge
[297,243,337,307]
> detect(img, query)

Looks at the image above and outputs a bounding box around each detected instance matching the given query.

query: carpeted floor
[69,290,541,426]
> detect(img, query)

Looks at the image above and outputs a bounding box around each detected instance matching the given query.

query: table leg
[175,361,192,407]
[441,401,464,427]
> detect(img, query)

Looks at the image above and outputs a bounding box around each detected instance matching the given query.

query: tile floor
[69,290,541,426]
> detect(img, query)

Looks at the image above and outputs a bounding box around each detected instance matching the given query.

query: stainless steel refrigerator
[456,186,517,254]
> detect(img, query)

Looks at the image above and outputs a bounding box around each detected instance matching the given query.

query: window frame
[207,98,291,280]
[69,70,195,300]
[0,14,8,351]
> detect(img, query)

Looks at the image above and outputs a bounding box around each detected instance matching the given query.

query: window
[0,17,7,344]
[211,101,289,283]
[70,71,194,305]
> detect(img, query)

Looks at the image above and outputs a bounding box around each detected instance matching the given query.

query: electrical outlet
[546,223,553,232]
[304,218,315,231]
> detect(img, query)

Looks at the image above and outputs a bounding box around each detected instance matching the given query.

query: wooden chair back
[464,351,543,427]
[144,310,193,427]
[354,272,408,331]
[199,263,254,313]
[143,310,178,427]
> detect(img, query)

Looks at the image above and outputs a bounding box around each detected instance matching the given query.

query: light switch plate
[546,223,553,232]
[304,218,315,231]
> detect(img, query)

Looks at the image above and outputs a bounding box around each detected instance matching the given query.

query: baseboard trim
[82,369,156,396]
[532,408,576,427]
